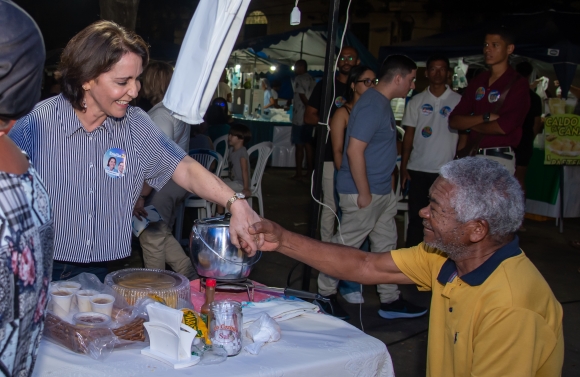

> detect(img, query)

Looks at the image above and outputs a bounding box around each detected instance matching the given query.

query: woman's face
[352,69,377,96]
[84,52,143,119]
[108,158,116,170]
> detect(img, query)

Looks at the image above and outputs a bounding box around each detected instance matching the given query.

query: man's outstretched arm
[242,219,414,285]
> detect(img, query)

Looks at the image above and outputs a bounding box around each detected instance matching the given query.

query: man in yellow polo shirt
[242,157,564,377]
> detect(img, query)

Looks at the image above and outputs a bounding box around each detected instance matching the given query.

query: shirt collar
[436,236,522,286]
[427,85,451,100]
[57,94,114,139]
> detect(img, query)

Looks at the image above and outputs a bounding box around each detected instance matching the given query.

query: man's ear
[507,44,515,55]
[467,219,489,243]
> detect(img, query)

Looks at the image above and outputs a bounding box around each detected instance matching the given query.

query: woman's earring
[82,99,87,109]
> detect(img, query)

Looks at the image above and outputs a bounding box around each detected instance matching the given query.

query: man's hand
[400,166,411,190]
[357,192,372,209]
[133,197,148,220]
[242,218,285,254]
[489,113,500,122]
[229,199,264,256]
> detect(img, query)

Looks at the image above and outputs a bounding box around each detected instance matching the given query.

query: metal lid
[194,213,231,227]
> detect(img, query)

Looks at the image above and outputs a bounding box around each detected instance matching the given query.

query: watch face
[235,193,245,199]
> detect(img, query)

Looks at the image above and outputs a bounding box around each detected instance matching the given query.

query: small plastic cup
[90,294,115,316]
[50,290,73,319]
[59,281,82,294]
[76,290,99,312]
[73,312,112,328]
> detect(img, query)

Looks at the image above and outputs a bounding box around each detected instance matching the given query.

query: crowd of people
[0,0,566,375]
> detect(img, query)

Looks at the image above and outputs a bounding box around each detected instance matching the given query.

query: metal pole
[249,53,256,115]
[301,0,341,291]
[300,32,305,60]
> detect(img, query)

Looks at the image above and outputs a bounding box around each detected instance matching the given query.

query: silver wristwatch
[226,193,246,212]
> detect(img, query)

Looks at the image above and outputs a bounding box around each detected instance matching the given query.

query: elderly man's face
[419,177,470,259]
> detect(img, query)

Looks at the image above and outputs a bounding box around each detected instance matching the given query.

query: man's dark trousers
[405,169,440,248]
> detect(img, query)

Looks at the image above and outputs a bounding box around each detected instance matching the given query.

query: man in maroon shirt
[449,27,530,174]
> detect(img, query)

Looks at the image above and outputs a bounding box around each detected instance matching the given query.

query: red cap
[206,278,217,287]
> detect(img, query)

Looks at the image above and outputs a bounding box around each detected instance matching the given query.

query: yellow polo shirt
[391,237,563,377]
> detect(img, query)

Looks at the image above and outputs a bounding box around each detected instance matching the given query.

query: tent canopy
[379,10,580,97]
[235,25,378,72]
[229,48,276,73]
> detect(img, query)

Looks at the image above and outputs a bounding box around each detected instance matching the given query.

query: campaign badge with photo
[439,106,452,118]
[475,87,486,101]
[103,148,127,178]
[335,96,346,108]
[421,104,433,116]
[421,126,433,138]
[488,90,501,103]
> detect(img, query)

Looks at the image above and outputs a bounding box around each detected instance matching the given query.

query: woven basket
[44,314,145,354]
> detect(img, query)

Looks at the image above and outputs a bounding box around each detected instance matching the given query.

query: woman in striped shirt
[9,20,262,281]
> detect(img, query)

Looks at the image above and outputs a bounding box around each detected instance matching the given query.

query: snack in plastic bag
[181,308,210,344]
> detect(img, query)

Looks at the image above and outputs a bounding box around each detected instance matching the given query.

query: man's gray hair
[440,157,524,238]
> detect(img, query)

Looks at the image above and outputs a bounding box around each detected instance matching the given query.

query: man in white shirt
[400,55,461,247]
[213,70,232,103]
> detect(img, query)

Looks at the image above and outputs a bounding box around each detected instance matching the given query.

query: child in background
[220,124,252,212]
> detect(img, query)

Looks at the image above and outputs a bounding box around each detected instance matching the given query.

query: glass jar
[209,300,243,356]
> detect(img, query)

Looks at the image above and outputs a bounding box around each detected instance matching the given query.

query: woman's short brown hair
[140,61,174,106]
[58,20,149,110]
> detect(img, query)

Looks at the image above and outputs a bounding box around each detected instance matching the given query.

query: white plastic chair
[245,142,273,217]
[213,134,230,178]
[174,149,223,244]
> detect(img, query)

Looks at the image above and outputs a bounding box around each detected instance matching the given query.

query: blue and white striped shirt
[9,94,186,262]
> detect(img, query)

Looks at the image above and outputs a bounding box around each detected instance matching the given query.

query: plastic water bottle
[257,104,262,116]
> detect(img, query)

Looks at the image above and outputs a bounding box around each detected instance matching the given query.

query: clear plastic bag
[191,343,228,365]
[44,273,151,360]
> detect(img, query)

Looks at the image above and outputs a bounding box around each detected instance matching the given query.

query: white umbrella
[164,0,251,124]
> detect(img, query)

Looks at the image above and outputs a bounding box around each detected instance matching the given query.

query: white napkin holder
[141,302,200,369]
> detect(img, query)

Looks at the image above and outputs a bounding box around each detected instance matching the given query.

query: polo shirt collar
[427,85,452,101]
[57,94,115,139]
[436,236,522,286]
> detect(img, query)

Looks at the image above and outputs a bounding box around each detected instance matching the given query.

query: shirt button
[88,214,92,219]
[89,189,94,194]
[86,239,90,245]
[89,163,94,168]
[89,136,93,141]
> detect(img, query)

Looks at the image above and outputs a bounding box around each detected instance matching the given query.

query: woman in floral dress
[0,1,54,375]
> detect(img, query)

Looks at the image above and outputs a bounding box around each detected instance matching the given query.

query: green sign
[544,114,580,165]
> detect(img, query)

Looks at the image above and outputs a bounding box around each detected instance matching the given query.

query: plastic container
[73,312,112,328]
[104,268,190,309]
[90,294,115,316]
[76,289,99,312]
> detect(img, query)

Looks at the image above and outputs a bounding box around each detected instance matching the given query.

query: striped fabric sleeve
[130,107,187,191]
[8,115,33,158]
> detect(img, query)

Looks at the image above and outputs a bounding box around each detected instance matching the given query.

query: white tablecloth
[33,312,394,377]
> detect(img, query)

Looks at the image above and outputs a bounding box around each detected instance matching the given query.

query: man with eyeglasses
[400,55,462,248]
[304,47,360,243]
[327,55,427,320]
